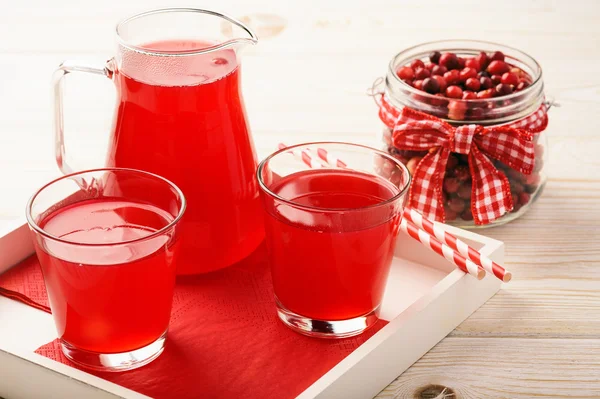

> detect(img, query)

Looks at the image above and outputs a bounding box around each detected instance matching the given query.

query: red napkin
[1,245,386,399]
[0,255,50,313]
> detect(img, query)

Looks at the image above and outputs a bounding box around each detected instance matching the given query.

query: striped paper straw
[314,147,347,168]
[403,208,512,283]
[400,218,486,280]
[278,143,322,169]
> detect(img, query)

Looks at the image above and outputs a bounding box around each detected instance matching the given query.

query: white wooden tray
[0,219,503,399]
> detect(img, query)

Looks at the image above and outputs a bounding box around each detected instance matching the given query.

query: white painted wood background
[0,0,599,397]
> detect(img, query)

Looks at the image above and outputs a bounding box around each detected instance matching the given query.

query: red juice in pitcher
[264,169,401,321]
[35,198,177,354]
[107,40,264,274]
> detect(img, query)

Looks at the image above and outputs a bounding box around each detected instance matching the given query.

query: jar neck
[384,40,544,126]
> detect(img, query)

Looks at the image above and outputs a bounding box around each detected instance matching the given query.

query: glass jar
[377,40,549,228]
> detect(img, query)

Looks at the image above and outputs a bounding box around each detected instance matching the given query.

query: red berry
[425,62,436,71]
[465,77,481,91]
[457,181,472,199]
[461,209,474,221]
[432,75,447,92]
[526,173,540,186]
[490,74,502,85]
[413,80,424,90]
[468,107,484,119]
[443,177,460,193]
[410,59,425,70]
[447,197,466,213]
[443,70,460,85]
[516,81,530,91]
[457,57,466,69]
[465,58,481,71]
[397,66,415,80]
[459,67,477,82]
[501,72,519,86]
[477,89,494,99]
[487,60,510,75]
[454,165,470,181]
[406,157,423,174]
[495,83,513,96]
[477,71,490,78]
[429,51,441,64]
[432,65,448,76]
[510,180,524,195]
[415,67,431,80]
[439,52,460,70]
[445,85,463,99]
[444,208,458,221]
[480,76,493,90]
[488,51,505,62]
[475,52,489,70]
[447,155,459,170]
[462,91,477,100]
[422,77,440,94]
[448,100,467,120]
[519,192,531,205]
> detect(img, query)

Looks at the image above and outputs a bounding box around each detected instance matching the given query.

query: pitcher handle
[52,59,114,175]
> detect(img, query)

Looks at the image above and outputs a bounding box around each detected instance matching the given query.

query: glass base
[275,298,380,339]
[61,331,167,372]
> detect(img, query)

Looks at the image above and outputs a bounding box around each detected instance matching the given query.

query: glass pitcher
[53,8,265,275]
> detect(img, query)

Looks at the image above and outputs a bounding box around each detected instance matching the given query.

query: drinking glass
[257,143,411,338]
[26,168,185,371]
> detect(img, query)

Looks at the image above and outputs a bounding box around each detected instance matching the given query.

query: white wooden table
[1,1,599,397]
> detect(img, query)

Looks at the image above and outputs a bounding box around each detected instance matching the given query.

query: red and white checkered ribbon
[377,94,548,225]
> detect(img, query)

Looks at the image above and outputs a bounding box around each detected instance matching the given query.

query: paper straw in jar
[402,208,512,283]
[400,218,486,280]
[277,143,322,169]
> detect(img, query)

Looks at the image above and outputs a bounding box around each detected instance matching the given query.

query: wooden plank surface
[1,0,599,397]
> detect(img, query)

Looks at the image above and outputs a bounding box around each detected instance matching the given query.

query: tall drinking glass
[26,168,185,371]
[257,143,411,338]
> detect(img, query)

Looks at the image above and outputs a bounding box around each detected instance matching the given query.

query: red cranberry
[465,77,481,91]
[510,180,524,195]
[468,107,484,119]
[475,52,489,70]
[415,67,431,80]
[423,77,440,94]
[487,60,510,75]
[459,67,477,82]
[480,76,493,90]
[402,79,414,87]
[462,91,477,100]
[495,83,513,96]
[443,177,460,193]
[425,62,436,71]
[443,70,460,85]
[447,197,466,213]
[488,51,505,62]
[397,66,415,80]
[429,51,442,64]
[447,155,459,169]
[525,173,540,186]
[454,165,470,181]
[490,74,502,85]
[432,65,448,76]
[439,52,460,70]
[461,209,474,221]
[516,81,530,91]
[457,181,472,199]
[457,57,466,69]
[410,59,425,70]
[519,192,531,205]
[501,72,519,86]
[444,208,458,221]
[432,75,448,92]
[448,100,467,120]
[413,80,424,90]
[477,89,494,99]
[445,85,463,99]
[465,58,481,71]
[477,71,490,78]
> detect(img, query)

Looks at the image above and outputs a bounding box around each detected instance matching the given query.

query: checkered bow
[378,94,548,225]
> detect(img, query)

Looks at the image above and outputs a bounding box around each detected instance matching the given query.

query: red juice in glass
[106,39,264,274]
[27,169,185,371]
[37,198,177,354]
[258,143,410,338]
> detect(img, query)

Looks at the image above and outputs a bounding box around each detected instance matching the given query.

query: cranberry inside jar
[379,40,549,228]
